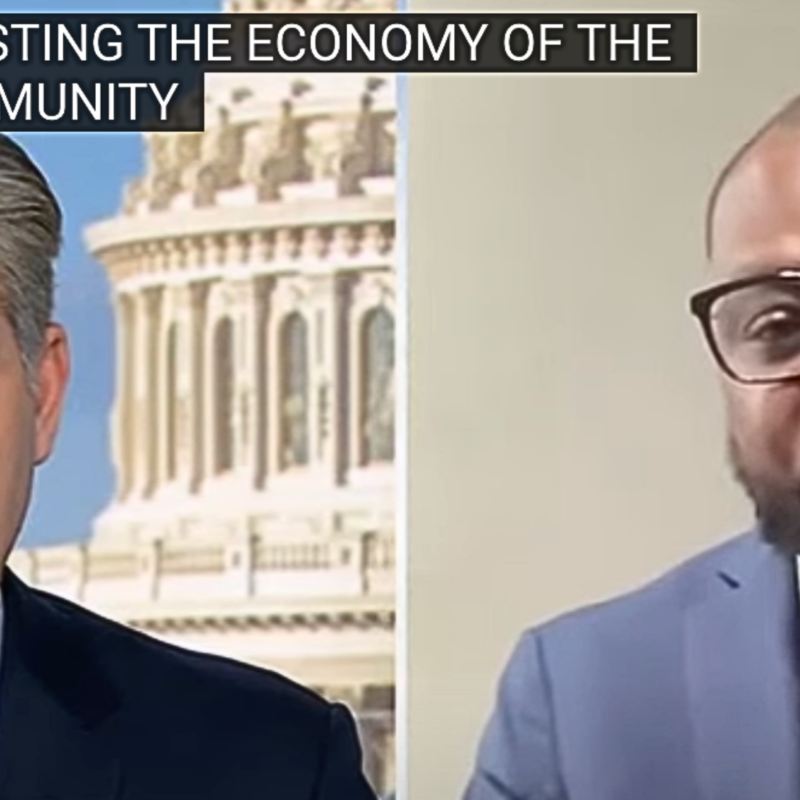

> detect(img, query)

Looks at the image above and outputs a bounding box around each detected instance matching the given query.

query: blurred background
[406,2,800,799]
[12,1,397,796]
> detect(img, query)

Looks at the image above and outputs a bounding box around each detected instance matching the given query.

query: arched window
[213,317,235,474]
[165,323,178,480]
[279,312,309,469]
[361,307,394,464]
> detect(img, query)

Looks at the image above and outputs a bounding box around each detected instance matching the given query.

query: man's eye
[745,308,800,340]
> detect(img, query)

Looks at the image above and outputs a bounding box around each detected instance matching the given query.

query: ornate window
[279,312,310,469]
[213,316,235,474]
[360,307,395,465]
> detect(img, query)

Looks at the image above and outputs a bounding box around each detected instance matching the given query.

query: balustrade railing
[9,531,394,608]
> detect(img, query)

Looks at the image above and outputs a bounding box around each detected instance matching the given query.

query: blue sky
[17,0,220,547]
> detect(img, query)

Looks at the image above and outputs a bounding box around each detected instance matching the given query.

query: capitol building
[8,0,396,794]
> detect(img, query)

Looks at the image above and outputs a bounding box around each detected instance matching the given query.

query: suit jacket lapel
[0,569,122,800]
[685,534,800,800]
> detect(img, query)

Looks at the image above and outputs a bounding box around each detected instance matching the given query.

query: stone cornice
[87,194,396,287]
[127,606,395,634]
[87,193,393,254]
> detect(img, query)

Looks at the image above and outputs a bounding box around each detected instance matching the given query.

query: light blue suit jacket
[463,532,800,800]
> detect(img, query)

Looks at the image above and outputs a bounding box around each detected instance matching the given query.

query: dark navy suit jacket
[0,568,377,800]
[463,532,800,800]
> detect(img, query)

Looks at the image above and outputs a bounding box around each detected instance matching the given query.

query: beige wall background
[406,3,800,799]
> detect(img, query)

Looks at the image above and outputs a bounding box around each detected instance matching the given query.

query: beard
[729,435,800,555]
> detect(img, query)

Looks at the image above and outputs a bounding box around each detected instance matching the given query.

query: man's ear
[33,323,70,465]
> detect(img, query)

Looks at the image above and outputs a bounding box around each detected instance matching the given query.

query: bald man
[461,98,800,800]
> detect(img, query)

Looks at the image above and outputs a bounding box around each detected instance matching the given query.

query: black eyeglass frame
[689,267,800,385]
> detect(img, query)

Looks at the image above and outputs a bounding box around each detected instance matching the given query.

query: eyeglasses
[690,268,800,384]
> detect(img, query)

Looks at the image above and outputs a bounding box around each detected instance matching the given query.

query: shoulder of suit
[34,584,334,726]
[520,531,755,646]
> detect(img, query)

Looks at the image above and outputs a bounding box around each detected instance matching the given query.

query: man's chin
[727,440,800,555]
[755,494,800,556]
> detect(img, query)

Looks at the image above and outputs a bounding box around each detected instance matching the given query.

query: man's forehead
[710,132,800,275]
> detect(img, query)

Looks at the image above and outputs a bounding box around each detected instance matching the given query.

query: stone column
[131,290,146,495]
[188,282,209,493]
[348,285,363,474]
[265,286,284,478]
[132,288,161,497]
[234,277,264,485]
[174,289,193,487]
[111,292,134,499]
[229,282,246,478]
[146,288,162,497]
[309,274,338,483]
[157,291,174,487]
[252,277,270,488]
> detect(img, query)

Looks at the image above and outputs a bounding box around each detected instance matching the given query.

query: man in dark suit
[0,136,378,799]
[462,96,800,800]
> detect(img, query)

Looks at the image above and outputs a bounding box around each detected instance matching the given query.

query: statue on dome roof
[247,97,313,202]
[338,80,395,196]
[189,106,246,207]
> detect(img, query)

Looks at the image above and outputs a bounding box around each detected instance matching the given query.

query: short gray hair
[0,134,60,379]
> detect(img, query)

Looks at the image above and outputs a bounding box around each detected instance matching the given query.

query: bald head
[706,95,800,263]
[697,94,800,556]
